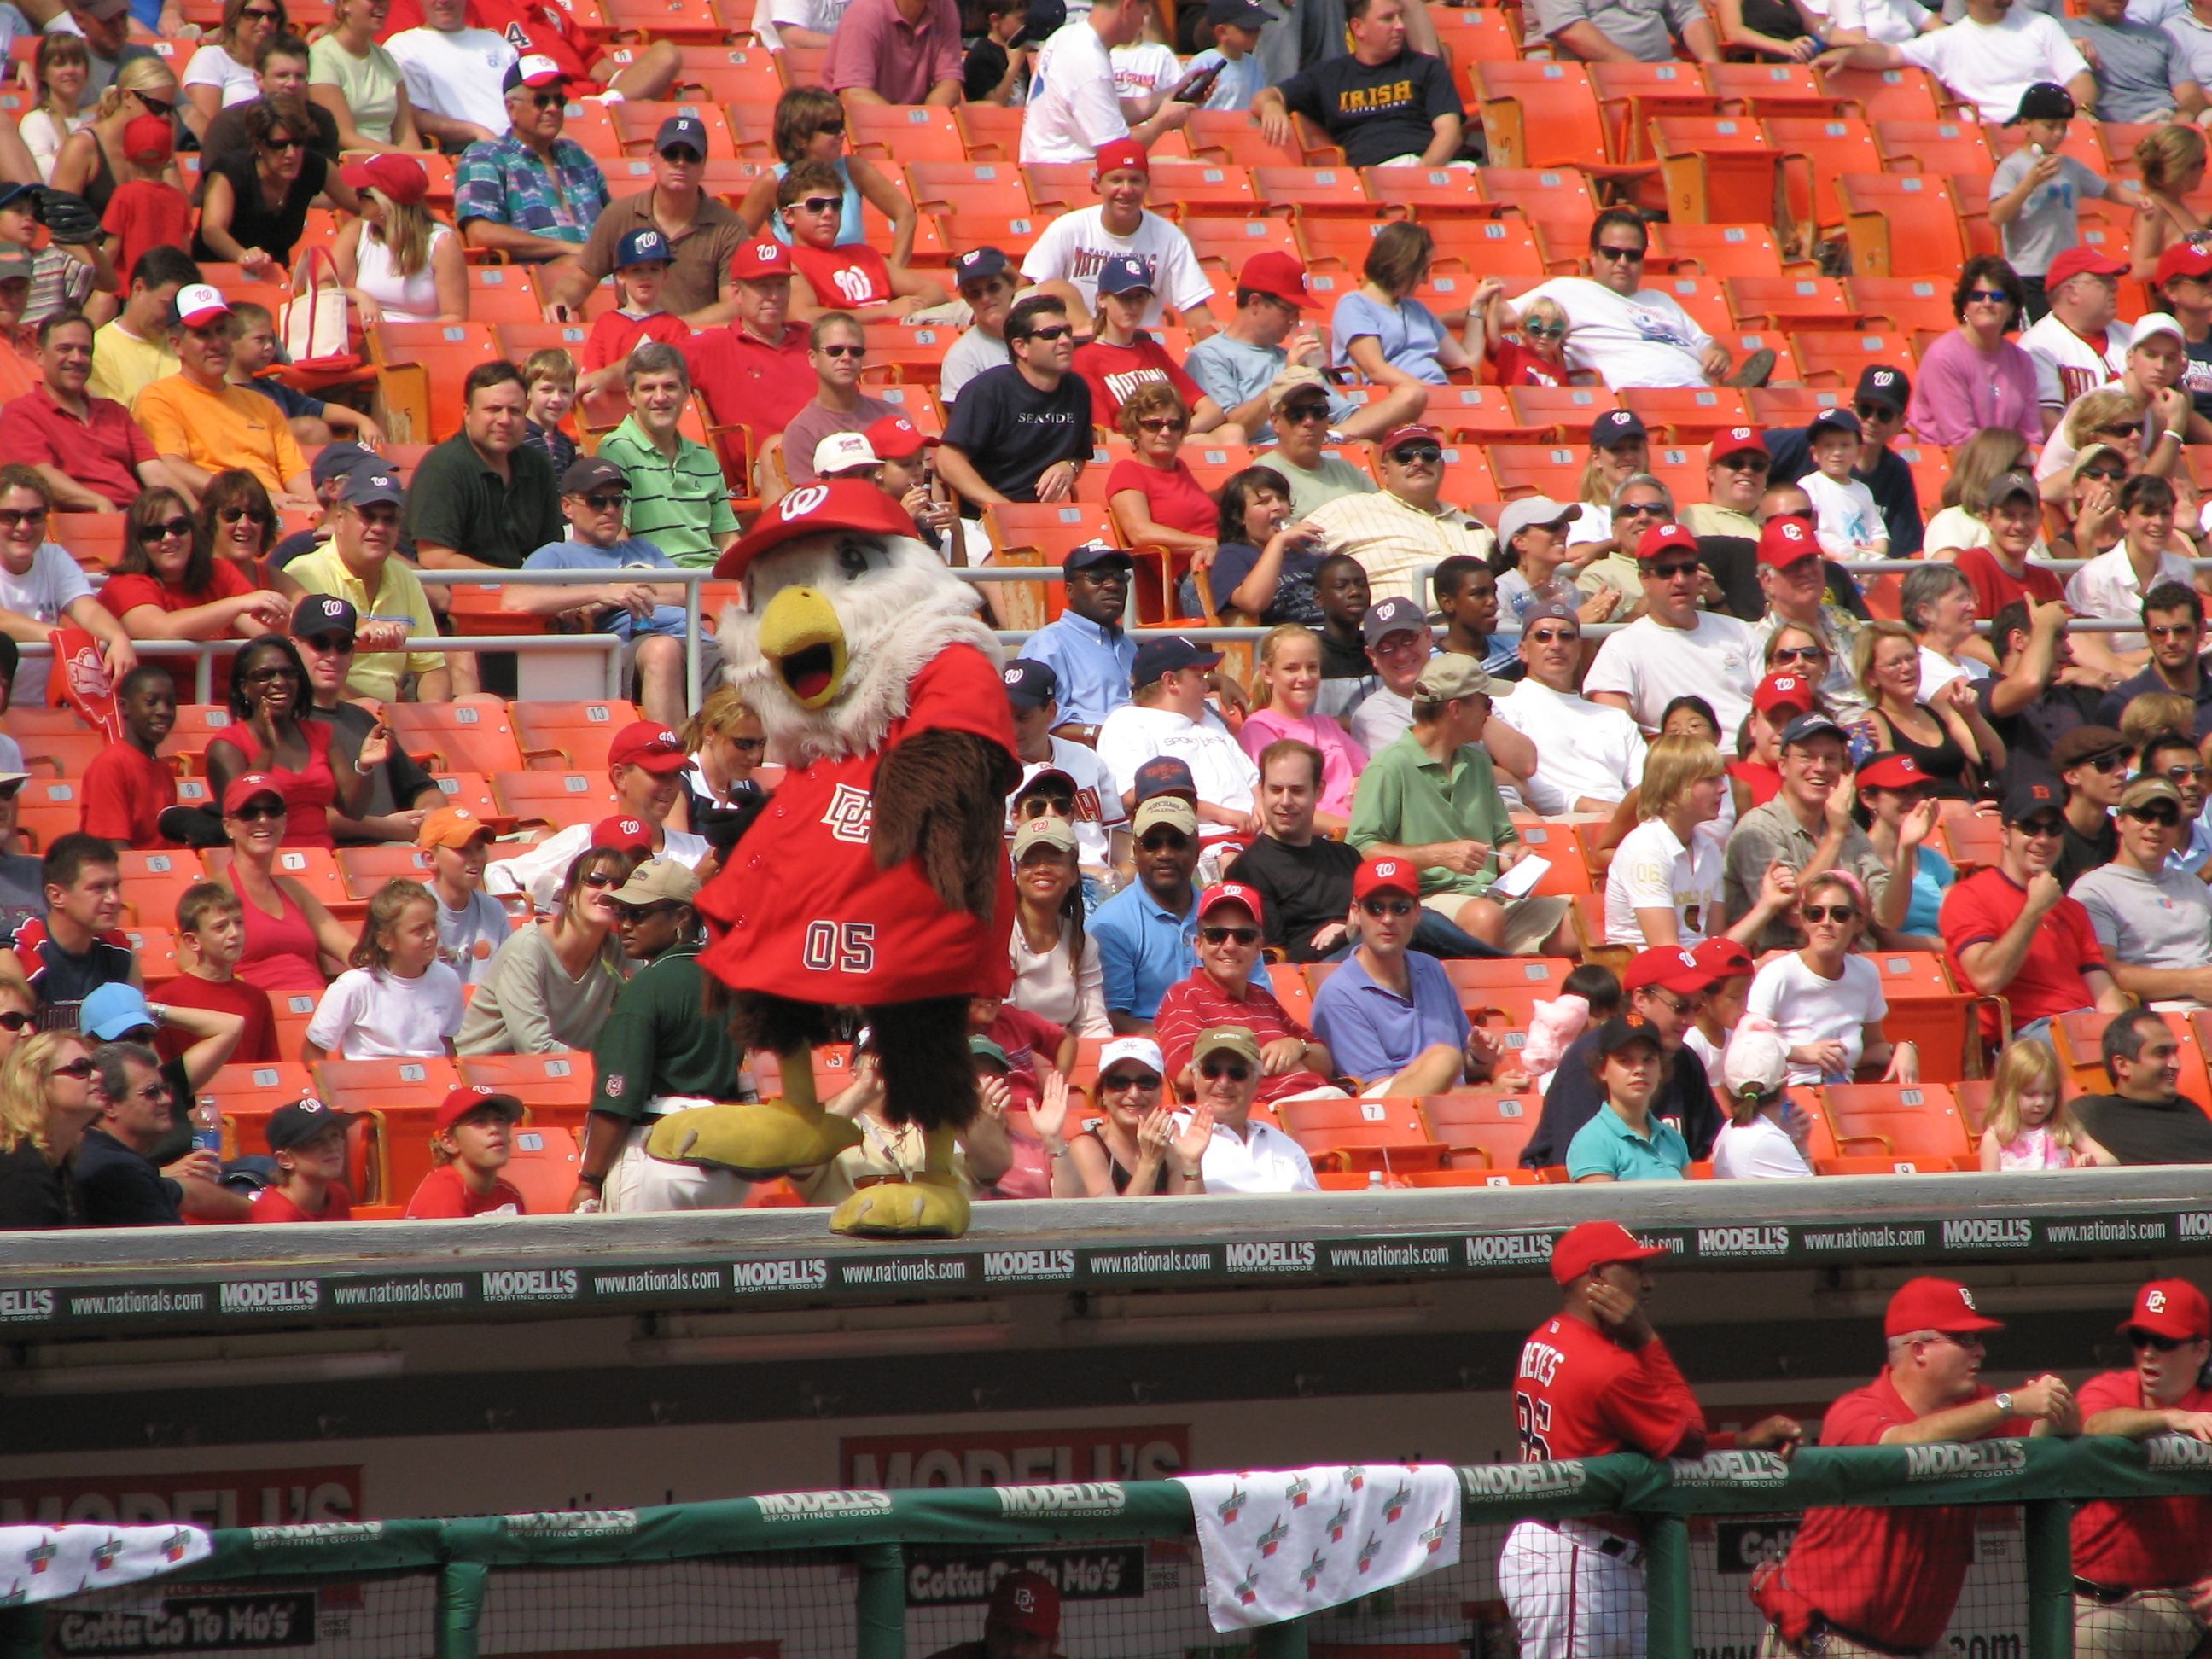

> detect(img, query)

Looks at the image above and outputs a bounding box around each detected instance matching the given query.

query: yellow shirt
[284,545,445,702]
[87,322,178,410]
[133,374,307,495]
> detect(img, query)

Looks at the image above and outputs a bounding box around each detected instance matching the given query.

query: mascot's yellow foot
[644,1099,861,1179]
[830,1176,971,1239]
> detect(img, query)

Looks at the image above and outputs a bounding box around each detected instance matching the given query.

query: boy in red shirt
[582,226,693,374]
[100,117,193,303]
[79,665,178,850]
[154,882,279,1068]
[407,1086,528,1217]
[251,1099,356,1223]
[779,160,946,324]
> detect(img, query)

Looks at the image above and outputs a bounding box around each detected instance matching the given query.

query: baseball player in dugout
[1754,1277,2081,1659]
[2069,1279,2212,1657]
[1502,1220,1804,1658]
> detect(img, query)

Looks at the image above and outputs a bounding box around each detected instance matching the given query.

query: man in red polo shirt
[0,311,182,510]
[1939,776,2129,1044]
[1753,1278,2079,1659]
[2071,1278,2212,1655]
[1501,1220,1802,1659]
[1153,882,1339,1103]
[672,240,818,459]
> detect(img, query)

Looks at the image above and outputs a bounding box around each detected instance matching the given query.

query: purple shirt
[820,0,964,102]
[1907,327,2043,448]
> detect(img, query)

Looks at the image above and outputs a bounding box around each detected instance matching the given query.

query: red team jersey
[2071,1369,2212,1589]
[1513,1314,1708,1465]
[790,242,895,311]
[696,644,1018,1005]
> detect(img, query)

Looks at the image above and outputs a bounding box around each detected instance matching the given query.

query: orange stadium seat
[1505,386,1621,441]
[1183,215,1302,280]
[847,102,966,163]
[1369,164,1491,218]
[1708,61,1848,118]
[603,0,734,43]
[953,102,1024,160]
[1418,1091,1540,1170]
[905,161,1030,217]
[1400,386,1542,443]
[1484,444,1587,501]
[1185,108,1336,167]
[1872,119,1994,178]
[458,1053,595,1135]
[1726,275,1857,332]
[1253,165,1376,218]
[115,848,204,884]
[1839,173,1972,278]
[862,322,956,382]
[500,1125,581,1212]
[1758,118,1879,231]
[1844,276,1959,335]
[15,780,82,853]
[1592,62,1716,161]
[335,845,438,904]
[1617,387,1752,442]
[371,322,503,444]
[16,726,108,778]
[1648,118,1791,228]
[1143,159,1263,220]
[314,1055,463,1203]
[1819,1083,1973,1167]
[464,266,554,324]
[1470,62,1606,171]
[1816,63,1951,121]
[492,771,622,830]
[387,700,526,774]
[1279,1097,1448,1172]
[1646,221,1791,278]
[933,212,1048,259]
[205,846,358,917]
[513,700,643,771]
[1790,330,1918,387]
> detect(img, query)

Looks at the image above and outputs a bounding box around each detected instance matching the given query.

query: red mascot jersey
[697,642,1017,1005]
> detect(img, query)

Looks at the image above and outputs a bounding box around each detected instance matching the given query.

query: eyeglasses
[1522,322,1565,340]
[579,491,628,511]
[2127,803,2184,828]
[1360,897,1414,917]
[1136,417,1189,435]
[1771,644,1825,664]
[1389,445,1442,464]
[131,91,175,116]
[2095,423,2139,439]
[241,6,282,17]
[300,632,355,654]
[1617,502,1670,518]
[618,902,680,923]
[1525,627,1576,645]
[140,516,193,539]
[1100,1070,1161,1091]
[2128,1329,2192,1351]
[242,666,299,685]
[51,1057,95,1080]
[1647,560,1701,580]
[798,195,842,215]
[1964,288,2011,306]
[2017,818,2065,839]
[1017,325,1073,342]
[2082,752,2129,775]
[219,505,274,526]
[580,870,622,888]
[2162,764,2208,783]
[815,343,865,359]
[2147,625,2199,640]
[658,144,703,165]
[232,800,287,821]
[1200,1059,1252,1081]
[1720,453,1770,471]
[1200,925,1260,946]
[1280,402,1331,423]
[1593,244,1646,263]
[1802,904,1859,923]
[0,508,48,531]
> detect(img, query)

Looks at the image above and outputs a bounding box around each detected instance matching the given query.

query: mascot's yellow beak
[759,585,849,710]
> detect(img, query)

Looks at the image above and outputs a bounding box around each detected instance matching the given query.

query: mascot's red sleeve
[697,643,1018,1005]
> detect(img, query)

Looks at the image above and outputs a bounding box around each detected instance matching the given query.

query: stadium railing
[18,1435,2206,1659]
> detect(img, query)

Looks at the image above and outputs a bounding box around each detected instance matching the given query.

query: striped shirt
[595,416,738,569]
[1304,487,1497,606]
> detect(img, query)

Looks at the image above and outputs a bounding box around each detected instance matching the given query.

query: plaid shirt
[453,133,608,245]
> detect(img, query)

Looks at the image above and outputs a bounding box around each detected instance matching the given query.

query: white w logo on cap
[781,485,830,520]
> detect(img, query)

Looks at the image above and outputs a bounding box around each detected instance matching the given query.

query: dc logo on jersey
[823,783,873,843]
[781,484,830,521]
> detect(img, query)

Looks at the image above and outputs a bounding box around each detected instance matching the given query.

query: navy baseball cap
[656,114,707,155]
[1779,712,1848,748]
[1809,406,1863,439]
[342,469,406,509]
[1132,754,1198,803]
[617,227,672,268]
[310,441,382,487]
[1012,0,1064,43]
[1856,364,1908,413]
[290,594,358,639]
[1591,410,1646,447]
[266,1097,353,1153]
[1132,636,1223,684]
[1097,254,1156,296]
[1362,594,1427,646]
[1004,658,1058,710]
[952,246,1011,289]
[1062,538,1132,573]
[1207,0,1274,23]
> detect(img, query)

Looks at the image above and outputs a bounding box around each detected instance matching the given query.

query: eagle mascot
[645,480,1019,1238]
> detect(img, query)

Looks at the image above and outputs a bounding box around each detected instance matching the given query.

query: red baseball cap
[2046,245,2127,290]
[1636,522,1698,564]
[1621,945,1714,997]
[1551,1220,1668,1285]
[1856,750,1930,791]
[987,1570,1061,1639]
[1710,425,1766,461]
[1093,138,1149,176]
[2157,241,2212,288]
[1758,515,1819,568]
[1690,936,1754,980]
[1198,882,1265,923]
[590,814,655,853]
[341,153,428,207]
[1884,1276,2005,1338]
[608,720,689,773]
[1353,855,1420,901]
[1238,250,1311,307]
[732,238,794,282]
[1754,672,1813,719]
[865,415,934,459]
[2120,1278,2211,1342]
[223,772,287,817]
[435,1084,522,1134]
[1380,423,1441,451]
[714,478,918,579]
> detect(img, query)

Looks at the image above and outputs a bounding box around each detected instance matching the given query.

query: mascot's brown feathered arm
[872,729,1021,918]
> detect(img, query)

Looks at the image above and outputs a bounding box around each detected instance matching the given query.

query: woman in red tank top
[205,636,391,849]
[219,774,358,1000]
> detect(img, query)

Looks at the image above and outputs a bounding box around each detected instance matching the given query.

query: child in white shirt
[1800,410,1888,561]
[303,878,466,1061]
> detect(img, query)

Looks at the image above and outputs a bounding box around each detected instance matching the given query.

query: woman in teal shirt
[1567,1016,1690,1182]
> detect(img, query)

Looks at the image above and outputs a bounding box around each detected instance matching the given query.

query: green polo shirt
[596,415,738,569]
[1565,1103,1689,1182]
[589,947,740,1121]
[405,431,563,572]
[1346,731,1519,898]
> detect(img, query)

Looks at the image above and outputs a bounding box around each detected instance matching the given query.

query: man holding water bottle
[73,981,251,1225]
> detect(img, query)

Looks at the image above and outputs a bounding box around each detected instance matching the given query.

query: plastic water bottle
[190,1100,222,1156]
[1367,1169,1385,1190]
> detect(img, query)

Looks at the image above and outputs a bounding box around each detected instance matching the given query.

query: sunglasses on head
[1361,896,1414,917]
[2129,1329,2192,1351]
[139,516,192,539]
[1200,1058,1252,1081]
[1390,445,1441,464]
[1201,925,1260,946]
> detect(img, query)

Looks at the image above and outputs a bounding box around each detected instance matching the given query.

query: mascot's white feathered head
[714,481,1004,765]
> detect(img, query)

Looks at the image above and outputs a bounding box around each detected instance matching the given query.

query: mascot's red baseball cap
[1551,1220,1668,1284]
[2121,1278,2210,1342]
[987,1570,1061,1639]
[714,480,916,579]
[1885,1277,2004,1337]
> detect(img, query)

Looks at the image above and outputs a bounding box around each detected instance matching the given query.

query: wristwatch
[1994,1390,2014,1416]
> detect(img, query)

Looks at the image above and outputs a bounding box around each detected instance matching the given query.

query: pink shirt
[1237,707,1366,819]
[820,0,964,102]
[1907,328,2042,448]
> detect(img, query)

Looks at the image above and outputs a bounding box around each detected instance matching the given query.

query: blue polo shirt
[1308,948,1469,1083]
[1022,610,1137,728]
[1565,1104,1690,1182]
[1093,882,1275,1021]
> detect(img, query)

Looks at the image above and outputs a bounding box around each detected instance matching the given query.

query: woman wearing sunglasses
[667,685,768,839]
[100,485,291,649]
[736,86,914,260]
[183,0,288,138]
[1857,619,2001,801]
[218,772,359,998]
[194,97,358,276]
[52,57,181,218]
[1062,1036,1196,1196]
[1106,381,1220,565]
[459,844,637,1055]
[207,635,390,851]
[0,1030,104,1231]
[1906,256,2040,447]
[1746,869,1917,1087]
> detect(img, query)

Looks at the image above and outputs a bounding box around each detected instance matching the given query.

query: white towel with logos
[0,1523,211,1603]
[1174,1464,1461,1632]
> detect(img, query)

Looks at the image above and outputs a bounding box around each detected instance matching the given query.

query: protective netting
[42,1570,440,1659]
[475,1553,855,1657]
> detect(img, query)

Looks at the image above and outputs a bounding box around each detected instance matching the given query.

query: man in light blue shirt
[1022,538,1138,737]
[1092,795,1205,1032]
[1309,853,1470,1092]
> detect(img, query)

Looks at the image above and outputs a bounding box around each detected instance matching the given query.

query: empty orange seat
[492,771,621,830]
[387,699,526,774]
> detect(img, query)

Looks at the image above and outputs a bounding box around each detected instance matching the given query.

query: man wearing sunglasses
[2071,774,2212,1009]
[1941,776,2128,1045]
[1167,1024,1318,1192]
[1093,794,1209,1034]
[2099,583,2212,741]
[1155,882,1338,1105]
[2069,1278,2212,1650]
[1586,521,1760,739]
[134,285,315,514]
[1309,856,1481,1097]
[451,55,610,262]
[939,294,1092,509]
[783,312,909,486]
[1303,423,1494,610]
[2053,722,2132,887]
[2071,1007,2212,1162]
[1493,600,1646,818]
[552,114,747,330]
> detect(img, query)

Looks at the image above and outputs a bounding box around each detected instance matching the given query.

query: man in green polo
[594,341,740,570]
[1348,653,1574,957]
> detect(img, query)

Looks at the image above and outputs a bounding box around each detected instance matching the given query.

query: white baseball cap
[173,283,230,329]
[812,431,881,476]
[1097,1037,1165,1078]
[2132,311,2186,348]
[1721,1028,1789,1099]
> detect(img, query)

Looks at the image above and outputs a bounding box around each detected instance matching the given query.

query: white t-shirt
[1898,8,2092,121]
[1349,685,1413,756]
[183,42,259,106]
[437,888,513,987]
[1801,469,1887,557]
[1505,277,1714,391]
[2064,544,2197,652]
[306,962,467,1059]
[1011,736,1129,870]
[486,821,713,912]
[1917,643,1992,701]
[1711,1113,1814,1179]
[1022,20,1127,163]
[0,542,95,706]
[1746,952,1889,1086]
[1565,504,1614,548]
[1021,206,1216,329]
[1583,611,1759,736]
[1110,39,1181,102]
[1493,678,1645,813]
[1096,703,1258,835]
[1605,816,1724,946]
[940,326,1011,405]
[2018,313,2133,410]
[387,25,517,137]
[1831,0,1934,39]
